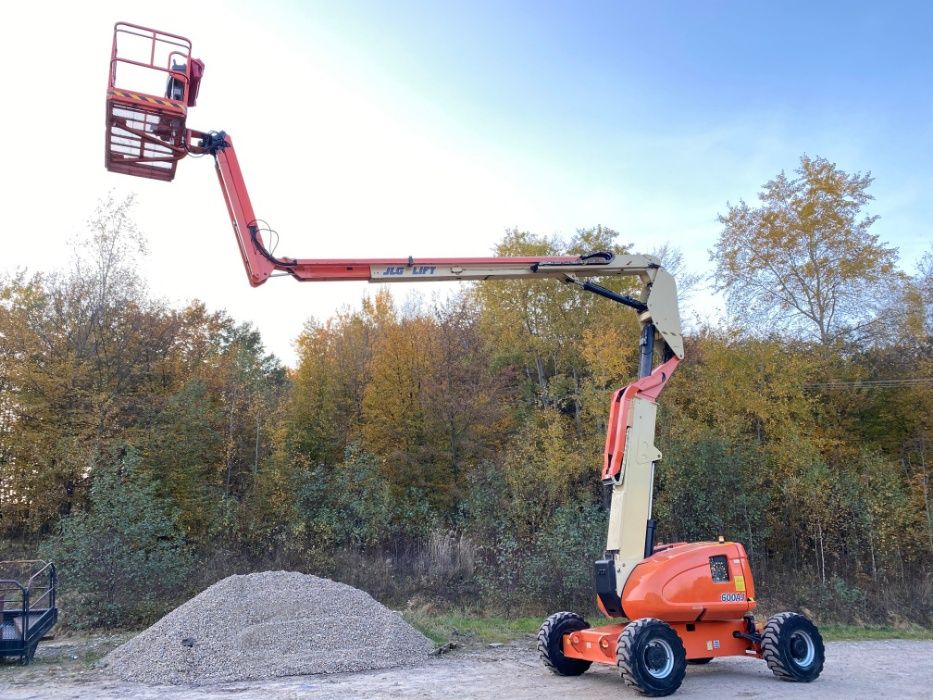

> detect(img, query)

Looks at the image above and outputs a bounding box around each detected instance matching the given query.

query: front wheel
[537,611,592,676]
[617,618,687,697]
[761,612,825,682]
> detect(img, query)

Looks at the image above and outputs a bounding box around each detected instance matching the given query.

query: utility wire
[803,378,933,390]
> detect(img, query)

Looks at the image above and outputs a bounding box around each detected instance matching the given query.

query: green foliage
[39,447,191,628]
[461,460,606,612]
[473,226,638,414]
[527,502,607,606]
[293,447,387,552]
[292,445,439,555]
[143,380,223,539]
[499,408,593,540]
[655,438,770,553]
[456,461,507,539]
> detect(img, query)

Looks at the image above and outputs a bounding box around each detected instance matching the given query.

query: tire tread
[537,611,592,676]
[761,612,824,682]
[616,617,686,697]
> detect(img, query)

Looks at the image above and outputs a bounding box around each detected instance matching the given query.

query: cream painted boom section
[605,396,662,594]
[364,255,684,360]
[367,254,660,283]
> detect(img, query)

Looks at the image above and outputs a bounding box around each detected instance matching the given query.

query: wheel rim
[789,630,816,668]
[643,638,675,679]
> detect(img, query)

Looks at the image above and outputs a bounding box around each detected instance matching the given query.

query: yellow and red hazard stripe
[109,89,185,111]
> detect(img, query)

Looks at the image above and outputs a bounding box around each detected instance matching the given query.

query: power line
[803,378,933,390]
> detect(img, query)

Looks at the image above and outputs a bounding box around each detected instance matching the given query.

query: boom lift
[104,23,825,696]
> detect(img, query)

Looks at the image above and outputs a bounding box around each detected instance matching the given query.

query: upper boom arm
[199,131,684,360]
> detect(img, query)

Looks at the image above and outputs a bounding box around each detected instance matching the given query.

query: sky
[1,1,931,365]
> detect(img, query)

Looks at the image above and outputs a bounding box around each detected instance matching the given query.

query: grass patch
[819,624,932,641]
[402,611,544,646]
[402,612,933,648]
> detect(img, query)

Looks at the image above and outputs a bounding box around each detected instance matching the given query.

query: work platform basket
[105,23,203,181]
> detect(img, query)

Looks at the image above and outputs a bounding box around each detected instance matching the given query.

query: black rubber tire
[687,657,713,665]
[537,611,593,676]
[617,618,687,697]
[761,612,825,682]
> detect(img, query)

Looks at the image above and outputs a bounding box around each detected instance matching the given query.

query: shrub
[39,447,192,628]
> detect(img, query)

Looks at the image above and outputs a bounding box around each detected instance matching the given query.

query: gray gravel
[5,638,932,699]
[103,571,433,685]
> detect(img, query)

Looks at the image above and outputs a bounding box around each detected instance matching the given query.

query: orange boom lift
[104,23,825,696]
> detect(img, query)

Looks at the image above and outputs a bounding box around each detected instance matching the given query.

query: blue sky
[281,0,933,249]
[2,1,930,363]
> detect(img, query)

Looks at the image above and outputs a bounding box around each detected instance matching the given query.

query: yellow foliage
[501,410,593,538]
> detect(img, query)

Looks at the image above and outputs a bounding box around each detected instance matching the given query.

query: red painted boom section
[601,355,680,481]
[199,131,598,287]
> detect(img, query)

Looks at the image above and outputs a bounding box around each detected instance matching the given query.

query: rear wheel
[617,618,686,697]
[537,611,592,676]
[761,612,824,682]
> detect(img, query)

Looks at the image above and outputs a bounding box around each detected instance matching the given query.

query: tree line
[0,158,930,628]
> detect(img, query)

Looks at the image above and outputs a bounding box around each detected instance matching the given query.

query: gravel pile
[104,571,433,685]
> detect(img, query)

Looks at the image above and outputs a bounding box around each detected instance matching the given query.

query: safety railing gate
[0,560,58,664]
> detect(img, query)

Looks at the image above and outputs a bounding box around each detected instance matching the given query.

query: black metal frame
[0,560,58,664]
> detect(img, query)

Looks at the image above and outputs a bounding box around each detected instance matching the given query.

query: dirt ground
[1,634,931,699]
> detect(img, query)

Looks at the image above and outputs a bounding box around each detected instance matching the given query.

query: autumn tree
[289,304,375,466]
[713,155,900,344]
[360,296,457,507]
[423,294,507,483]
[0,195,157,539]
[474,226,640,424]
[909,246,933,336]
